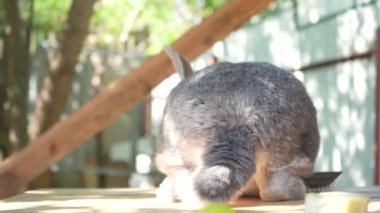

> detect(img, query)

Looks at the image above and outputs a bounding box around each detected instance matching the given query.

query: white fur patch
[203,165,231,184]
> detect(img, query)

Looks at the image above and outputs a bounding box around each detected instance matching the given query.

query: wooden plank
[1,188,380,212]
[0,0,274,198]
[0,188,303,212]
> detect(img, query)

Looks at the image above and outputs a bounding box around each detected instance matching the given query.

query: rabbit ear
[164,45,193,80]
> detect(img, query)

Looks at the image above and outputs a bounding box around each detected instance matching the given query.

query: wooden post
[0,0,274,198]
[375,28,380,185]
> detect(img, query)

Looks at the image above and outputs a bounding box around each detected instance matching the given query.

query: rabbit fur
[155,46,320,203]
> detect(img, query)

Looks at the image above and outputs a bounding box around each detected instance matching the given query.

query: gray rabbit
[155,46,320,203]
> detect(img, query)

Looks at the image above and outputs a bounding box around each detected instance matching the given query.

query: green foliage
[90,0,202,54]
[90,0,136,43]
[34,0,71,33]
[139,0,189,53]
[203,0,227,14]
[31,0,226,54]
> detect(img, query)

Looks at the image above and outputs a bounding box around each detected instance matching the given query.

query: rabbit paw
[156,177,178,202]
[156,172,204,207]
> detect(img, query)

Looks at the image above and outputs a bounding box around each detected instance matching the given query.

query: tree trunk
[28,0,96,188]
[0,85,11,158]
[1,0,28,155]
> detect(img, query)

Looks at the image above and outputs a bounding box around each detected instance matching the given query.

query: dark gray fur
[156,58,320,203]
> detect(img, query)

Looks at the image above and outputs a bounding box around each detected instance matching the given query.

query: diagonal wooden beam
[0,0,274,198]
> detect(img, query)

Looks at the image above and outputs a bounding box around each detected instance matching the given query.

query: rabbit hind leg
[258,169,306,201]
[241,174,260,197]
[255,154,312,201]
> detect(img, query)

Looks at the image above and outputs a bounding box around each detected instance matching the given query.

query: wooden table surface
[1,187,380,212]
